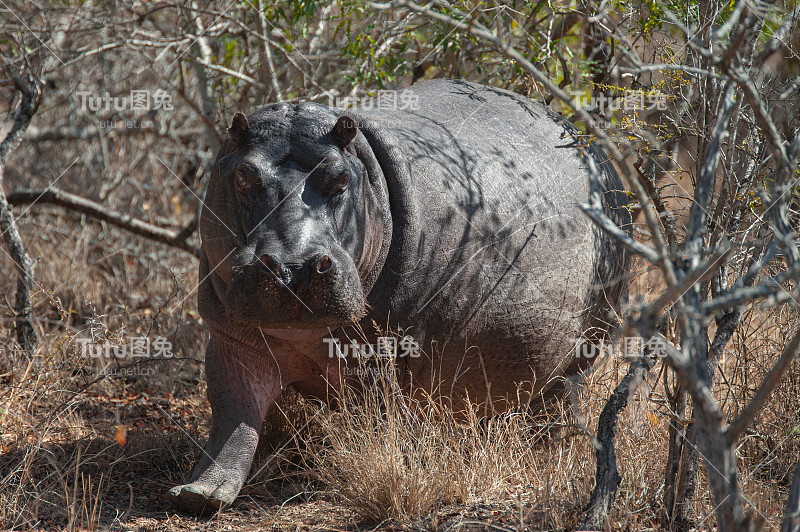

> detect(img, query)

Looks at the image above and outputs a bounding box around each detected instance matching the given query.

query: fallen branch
[7,187,199,258]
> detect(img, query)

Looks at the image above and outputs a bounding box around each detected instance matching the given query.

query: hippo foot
[166,479,240,514]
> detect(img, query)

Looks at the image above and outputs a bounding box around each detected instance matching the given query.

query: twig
[579,201,660,263]
[258,0,283,102]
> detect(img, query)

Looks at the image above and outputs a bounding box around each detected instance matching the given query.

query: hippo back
[351,79,630,408]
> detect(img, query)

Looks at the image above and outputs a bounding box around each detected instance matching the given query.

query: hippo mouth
[223,256,367,329]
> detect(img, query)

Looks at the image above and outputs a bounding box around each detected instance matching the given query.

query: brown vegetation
[1,0,799,530]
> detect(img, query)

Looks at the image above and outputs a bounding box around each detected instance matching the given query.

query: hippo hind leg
[166,337,279,513]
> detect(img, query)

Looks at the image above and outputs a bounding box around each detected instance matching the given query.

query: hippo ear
[332,115,358,149]
[228,112,249,141]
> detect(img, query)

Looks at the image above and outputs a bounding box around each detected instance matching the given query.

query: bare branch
[579,201,660,264]
[581,352,656,530]
[6,188,199,258]
[374,0,631,163]
[258,0,284,102]
[0,73,43,350]
[635,245,730,327]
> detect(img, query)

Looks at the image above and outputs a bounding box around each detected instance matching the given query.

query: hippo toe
[166,480,238,513]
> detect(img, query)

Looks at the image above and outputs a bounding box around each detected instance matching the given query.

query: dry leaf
[115,425,127,446]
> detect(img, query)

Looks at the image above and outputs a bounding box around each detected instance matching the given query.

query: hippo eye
[332,171,349,194]
[234,167,261,194]
[236,171,247,189]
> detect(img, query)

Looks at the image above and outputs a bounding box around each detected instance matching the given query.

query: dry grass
[305,357,559,523]
[2,0,798,527]
[0,219,207,529]
[0,227,798,530]
[0,324,207,530]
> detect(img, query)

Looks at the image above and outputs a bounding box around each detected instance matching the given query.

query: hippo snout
[224,249,366,329]
[255,253,335,288]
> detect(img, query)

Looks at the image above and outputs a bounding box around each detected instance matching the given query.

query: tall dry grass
[0,240,798,529]
[0,222,207,530]
[277,335,664,529]
[304,356,555,522]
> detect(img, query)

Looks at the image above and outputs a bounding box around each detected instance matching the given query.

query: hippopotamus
[166,79,631,512]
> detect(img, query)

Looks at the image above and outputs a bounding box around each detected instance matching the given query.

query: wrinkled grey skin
[166,79,631,512]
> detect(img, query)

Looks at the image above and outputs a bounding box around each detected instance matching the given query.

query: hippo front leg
[167,336,279,513]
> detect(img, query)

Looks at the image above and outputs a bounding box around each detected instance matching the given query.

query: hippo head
[200,103,390,330]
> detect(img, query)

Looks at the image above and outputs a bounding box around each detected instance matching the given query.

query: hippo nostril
[258,255,277,275]
[316,255,333,274]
